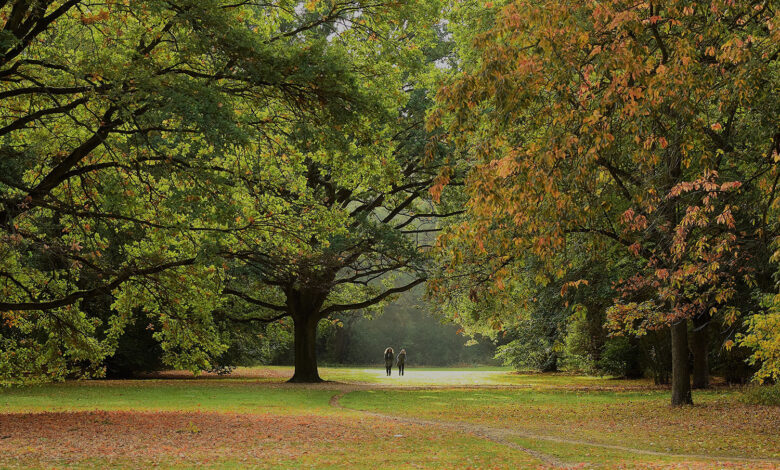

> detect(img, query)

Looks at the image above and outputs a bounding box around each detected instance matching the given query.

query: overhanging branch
[222,288,287,312]
[0,258,196,311]
[321,277,426,314]
[224,312,289,323]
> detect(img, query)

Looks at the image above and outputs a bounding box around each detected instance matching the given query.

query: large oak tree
[218,25,462,382]
[0,0,423,381]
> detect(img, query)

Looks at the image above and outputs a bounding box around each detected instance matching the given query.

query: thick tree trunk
[691,314,709,389]
[289,313,322,383]
[670,320,692,406]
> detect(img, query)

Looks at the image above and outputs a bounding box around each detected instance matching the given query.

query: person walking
[384,347,394,376]
[396,349,406,376]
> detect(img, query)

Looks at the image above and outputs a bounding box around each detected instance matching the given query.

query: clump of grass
[177,420,201,434]
[740,383,780,406]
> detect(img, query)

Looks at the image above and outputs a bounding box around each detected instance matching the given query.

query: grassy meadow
[1,367,778,469]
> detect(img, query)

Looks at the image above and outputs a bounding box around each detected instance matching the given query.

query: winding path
[329,391,572,468]
[329,388,780,469]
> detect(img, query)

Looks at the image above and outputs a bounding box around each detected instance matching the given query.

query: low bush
[740,384,780,406]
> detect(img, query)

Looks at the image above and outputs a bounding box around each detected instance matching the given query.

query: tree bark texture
[691,314,710,389]
[289,312,322,383]
[670,320,693,406]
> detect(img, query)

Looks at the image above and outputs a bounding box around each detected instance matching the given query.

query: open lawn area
[1,367,778,469]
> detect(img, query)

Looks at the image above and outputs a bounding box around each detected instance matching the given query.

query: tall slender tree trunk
[289,312,322,383]
[691,314,709,389]
[670,320,692,406]
[663,136,692,406]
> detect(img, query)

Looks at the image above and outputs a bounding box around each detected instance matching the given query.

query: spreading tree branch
[321,277,425,314]
[0,258,196,311]
[222,288,288,312]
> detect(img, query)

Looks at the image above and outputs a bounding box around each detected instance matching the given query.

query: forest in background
[104,288,500,377]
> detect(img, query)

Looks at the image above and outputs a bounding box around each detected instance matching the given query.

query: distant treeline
[103,292,499,377]
[315,304,499,367]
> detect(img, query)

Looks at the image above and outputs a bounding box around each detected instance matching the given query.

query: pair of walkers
[383,347,406,376]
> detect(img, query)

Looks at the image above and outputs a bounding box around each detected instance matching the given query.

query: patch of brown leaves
[0,411,403,466]
[136,367,291,380]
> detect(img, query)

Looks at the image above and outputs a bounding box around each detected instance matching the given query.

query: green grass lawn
[342,387,780,463]
[0,381,338,414]
[1,366,778,469]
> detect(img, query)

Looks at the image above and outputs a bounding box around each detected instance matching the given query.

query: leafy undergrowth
[0,410,539,469]
[740,384,780,406]
[343,388,780,461]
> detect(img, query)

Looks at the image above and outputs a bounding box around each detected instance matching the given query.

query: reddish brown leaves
[0,411,404,466]
[137,368,290,380]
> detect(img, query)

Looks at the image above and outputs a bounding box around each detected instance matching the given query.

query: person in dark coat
[396,349,406,376]
[384,347,394,376]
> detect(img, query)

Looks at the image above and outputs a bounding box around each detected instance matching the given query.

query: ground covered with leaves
[1,367,778,469]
